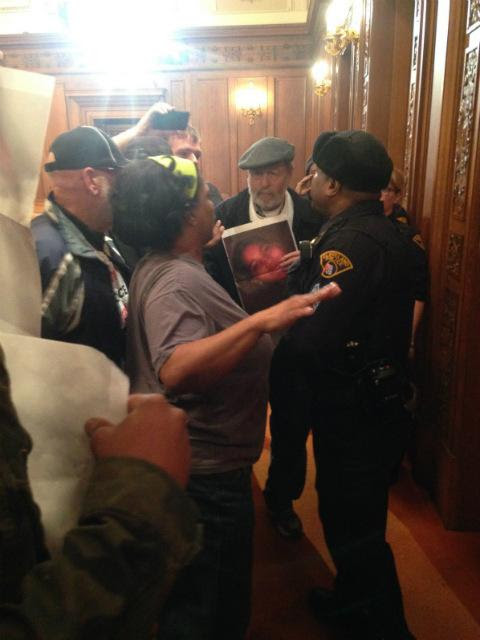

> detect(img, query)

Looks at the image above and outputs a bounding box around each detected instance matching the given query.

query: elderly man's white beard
[248,184,286,214]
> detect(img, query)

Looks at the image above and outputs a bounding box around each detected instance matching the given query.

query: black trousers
[312,397,412,637]
[264,344,313,509]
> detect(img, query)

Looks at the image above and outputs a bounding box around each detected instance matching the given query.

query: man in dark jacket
[203,137,323,540]
[31,126,130,368]
[204,137,323,305]
[380,169,428,358]
[31,106,194,368]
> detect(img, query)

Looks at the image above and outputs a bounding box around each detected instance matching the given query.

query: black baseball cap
[312,130,392,193]
[44,126,128,172]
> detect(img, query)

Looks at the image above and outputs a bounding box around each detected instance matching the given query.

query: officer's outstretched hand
[253,282,341,333]
[85,394,191,487]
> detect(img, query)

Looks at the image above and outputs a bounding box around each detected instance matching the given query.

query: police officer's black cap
[312,130,392,193]
[238,137,295,170]
[44,126,128,172]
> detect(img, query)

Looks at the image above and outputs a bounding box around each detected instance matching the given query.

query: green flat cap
[238,137,295,170]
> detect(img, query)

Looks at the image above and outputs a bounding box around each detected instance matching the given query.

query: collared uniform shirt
[388,204,428,302]
[283,200,415,379]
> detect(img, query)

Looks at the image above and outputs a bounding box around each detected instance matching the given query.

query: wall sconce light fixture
[236,82,266,125]
[324,0,361,56]
[312,60,332,96]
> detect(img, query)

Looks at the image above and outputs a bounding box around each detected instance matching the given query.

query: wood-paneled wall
[410,0,480,530]
[0,30,331,211]
[323,0,480,529]
[34,68,327,209]
[4,1,480,529]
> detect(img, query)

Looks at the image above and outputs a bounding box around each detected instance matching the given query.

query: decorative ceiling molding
[0,1,31,10]
[0,2,326,40]
[0,1,326,72]
[0,0,314,33]
[1,36,313,73]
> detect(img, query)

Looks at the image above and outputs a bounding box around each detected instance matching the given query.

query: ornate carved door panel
[413,0,480,529]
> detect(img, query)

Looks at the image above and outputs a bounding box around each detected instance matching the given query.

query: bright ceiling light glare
[235,83,267,112]
[325,0,350,34]
[235,83,267,125]
[311,60,331,96]
[351,0,363,34]
[66,0,201,74]
[311,60,329,83]
[324,1,360,56]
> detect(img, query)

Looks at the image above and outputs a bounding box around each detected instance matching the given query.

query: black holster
[356,359,406,415]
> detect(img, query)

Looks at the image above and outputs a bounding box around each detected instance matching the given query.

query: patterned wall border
[1,39,313,73]
[452,46,479,221]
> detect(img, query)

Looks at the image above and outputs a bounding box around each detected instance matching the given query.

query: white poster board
[1,333,129,555]
[0,65,55,226]
[0,213,42,336]
[222,217,297,314]
[0,67,130,555]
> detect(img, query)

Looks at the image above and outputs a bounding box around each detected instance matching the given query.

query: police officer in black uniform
[272,131,416,639]
[381,169,428,361]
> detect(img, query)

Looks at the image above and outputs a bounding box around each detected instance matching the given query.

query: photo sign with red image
[222,218,297,314]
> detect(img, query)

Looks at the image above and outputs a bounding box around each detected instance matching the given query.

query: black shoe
[367,629,416,640]
[308,586,360,620]
[368,626,417,640]
[308,587,339,619]
[263,492,303,539]
[309,588,416,640]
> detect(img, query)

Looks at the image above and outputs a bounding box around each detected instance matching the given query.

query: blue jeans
[157,467,254,640]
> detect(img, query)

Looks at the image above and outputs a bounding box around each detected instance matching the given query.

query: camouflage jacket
[31,197,130,367]
[0,346,199,639]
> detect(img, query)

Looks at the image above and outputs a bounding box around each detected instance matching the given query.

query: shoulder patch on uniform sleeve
[397,216,408,224]
[412,234,425,250]
[319,250,353,278]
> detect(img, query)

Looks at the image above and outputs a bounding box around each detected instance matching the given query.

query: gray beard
[249,187,285,214]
